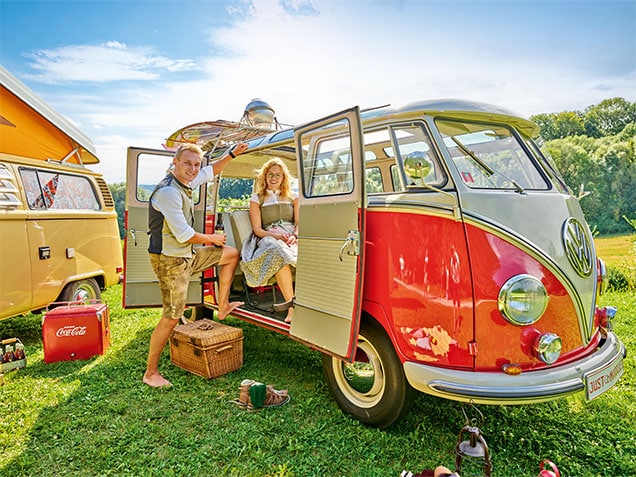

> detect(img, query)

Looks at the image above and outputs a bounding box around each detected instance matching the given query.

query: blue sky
[1,0,634,183]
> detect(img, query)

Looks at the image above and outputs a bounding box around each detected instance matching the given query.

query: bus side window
[390,164,402,191]
[19,168,44,209]
[365,166,383,193]
[46,173,100,210]
[303,142,354,197]
[19,168,101,210]
[393,125,444,188]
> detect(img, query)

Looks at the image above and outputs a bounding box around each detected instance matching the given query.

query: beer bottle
[214,213,225,248]
[14,342,25,361]
[3,344,14,362]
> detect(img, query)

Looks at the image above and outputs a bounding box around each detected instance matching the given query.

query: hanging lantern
[454,403,492,477]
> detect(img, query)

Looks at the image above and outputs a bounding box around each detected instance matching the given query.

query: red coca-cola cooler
[42,301,110,363]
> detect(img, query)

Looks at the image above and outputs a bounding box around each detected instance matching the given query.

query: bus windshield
[436,119,549,191]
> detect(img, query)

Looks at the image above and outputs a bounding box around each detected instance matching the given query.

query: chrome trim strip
[367,197,457,219]
[403,332,625,404]
[429,379,582,399]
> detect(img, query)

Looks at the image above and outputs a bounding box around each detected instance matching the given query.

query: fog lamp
[498,274,548,325]
[534,332,562,365]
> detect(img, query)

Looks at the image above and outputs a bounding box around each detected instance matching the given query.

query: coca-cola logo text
[55,325,88,337]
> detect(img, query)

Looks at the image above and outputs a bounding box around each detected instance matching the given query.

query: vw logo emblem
[562,218,593,277]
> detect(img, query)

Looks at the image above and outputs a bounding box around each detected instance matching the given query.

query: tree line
[109,97,635,238]
[530,97,635,234]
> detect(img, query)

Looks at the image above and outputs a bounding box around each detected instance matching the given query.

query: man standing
[143,142,248,388]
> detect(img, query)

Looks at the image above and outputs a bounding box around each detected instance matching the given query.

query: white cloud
[24,42,198,83]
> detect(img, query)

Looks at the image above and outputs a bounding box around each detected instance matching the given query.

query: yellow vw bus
[0,65,122,320]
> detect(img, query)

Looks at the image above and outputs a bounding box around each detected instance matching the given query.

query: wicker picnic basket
[169,319,243,378]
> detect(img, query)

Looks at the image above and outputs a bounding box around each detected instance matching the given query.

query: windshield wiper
[450,136,526,194]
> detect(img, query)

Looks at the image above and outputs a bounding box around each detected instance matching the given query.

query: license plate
[584,355,624,400]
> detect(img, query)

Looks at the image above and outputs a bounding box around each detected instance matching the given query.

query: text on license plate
[584,356,624,401]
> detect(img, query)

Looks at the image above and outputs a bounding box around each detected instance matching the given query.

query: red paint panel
[465,225,583,370]
[363,210,474,368]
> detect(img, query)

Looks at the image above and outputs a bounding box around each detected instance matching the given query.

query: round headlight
[534,332,562,365]
[498,274,548,325]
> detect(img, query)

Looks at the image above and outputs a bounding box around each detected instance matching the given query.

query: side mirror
[404,151,433,184]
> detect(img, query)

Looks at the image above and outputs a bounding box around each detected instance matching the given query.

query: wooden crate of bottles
[1,337,26,372]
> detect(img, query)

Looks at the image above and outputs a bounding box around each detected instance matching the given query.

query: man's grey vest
[148,173,194,257]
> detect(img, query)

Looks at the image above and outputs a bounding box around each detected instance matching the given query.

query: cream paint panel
[289,107,364,359]
[124,206,161,306]
[291,307,354,356]
[295,238,356,318]
[0,217,32,319]
[292,200,360,356]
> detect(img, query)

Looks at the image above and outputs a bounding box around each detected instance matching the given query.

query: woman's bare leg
[275,265,294,323]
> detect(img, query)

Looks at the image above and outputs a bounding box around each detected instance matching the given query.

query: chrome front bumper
[403,332,626,404]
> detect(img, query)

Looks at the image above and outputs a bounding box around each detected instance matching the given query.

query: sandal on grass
[259,384,290,409]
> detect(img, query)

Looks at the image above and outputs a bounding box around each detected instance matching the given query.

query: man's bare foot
[143,372,172,388]
[284,309,293,323]
[218,301,244,320]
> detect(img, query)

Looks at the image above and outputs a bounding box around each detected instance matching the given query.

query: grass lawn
[1,235,634,476]
[594,234,635,266]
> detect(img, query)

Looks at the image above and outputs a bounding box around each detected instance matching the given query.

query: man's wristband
[228,150,236,158]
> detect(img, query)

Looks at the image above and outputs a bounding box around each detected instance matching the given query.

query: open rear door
[123,147,209,308]
[290,107,366,360]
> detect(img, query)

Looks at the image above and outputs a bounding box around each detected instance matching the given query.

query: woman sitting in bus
[240,158,299,323]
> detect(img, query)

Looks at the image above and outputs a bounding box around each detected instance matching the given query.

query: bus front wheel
[322,319,416,429]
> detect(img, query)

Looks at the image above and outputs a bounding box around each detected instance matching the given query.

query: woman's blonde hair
[254,158,293,203]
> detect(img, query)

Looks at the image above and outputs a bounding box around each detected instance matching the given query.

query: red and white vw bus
[124,99,625,428]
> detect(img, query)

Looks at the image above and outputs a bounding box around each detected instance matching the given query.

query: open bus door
[123,147,213,309]
[289,107,366,361]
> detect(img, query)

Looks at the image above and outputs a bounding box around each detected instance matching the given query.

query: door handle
[338,230,360,261]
